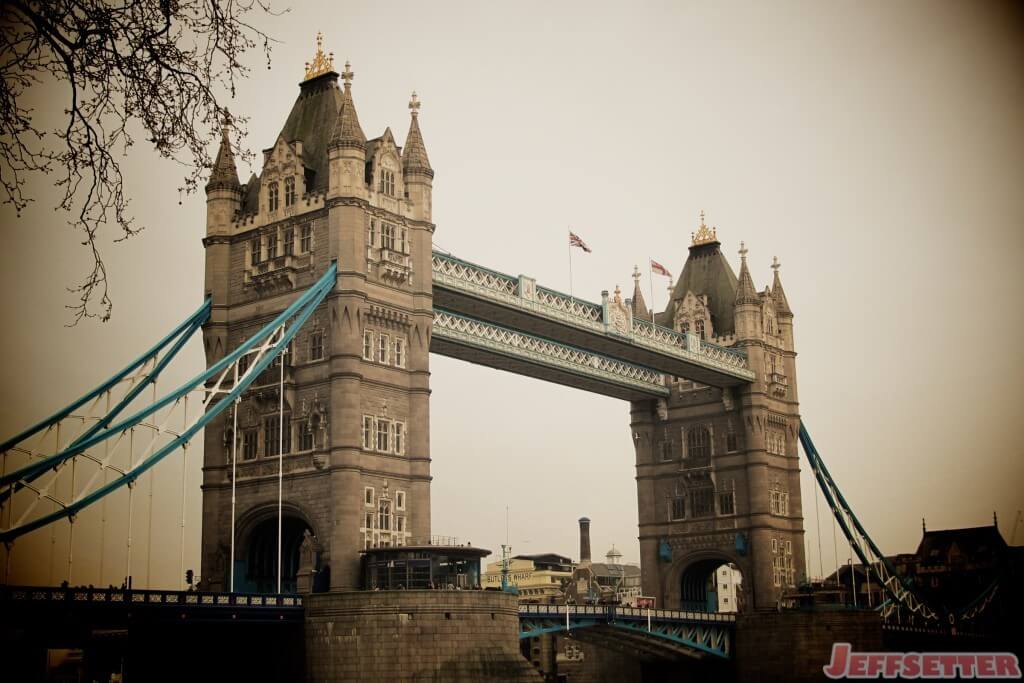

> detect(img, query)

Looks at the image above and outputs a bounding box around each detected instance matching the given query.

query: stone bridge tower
[200,36,434,592]
[630,215,805,611]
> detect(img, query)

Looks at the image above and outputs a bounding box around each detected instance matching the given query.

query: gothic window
[376,418,390,452]
[364,487,374,506]
[695,319,706,340]
[310,331,324,361]
[398,226,408,253]
[363,330,374,361]
[300,224,312,252]
[367,220,376,248]
[250,237,261,266]
[680,321,690,334]
[263,415,289,456]
[284,228,294,255]
[268,182,279,212]
[379,169,395,196]
[769,484,789,516]
[382,222,396,251]
[284,177,296,206]
[394,337,405,368]
[396,516,405,533]
[726,427,738,453]
[378,333,390,364]
[298,420,314,451]
[393,422,405,455]
[670,496,686,521]
[396,491,406,511]
[378,499,392,531]
[362,416,374,450]
[266,233,278,260]
[242,429,258,460]
[686,426,711,467]
[718,488,735,516]
[691,488,714,517]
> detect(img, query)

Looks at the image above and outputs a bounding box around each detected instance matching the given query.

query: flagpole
[568,228,574,301]
[648,258,656,324]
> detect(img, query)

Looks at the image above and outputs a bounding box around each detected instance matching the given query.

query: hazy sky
[1,1,1022,588]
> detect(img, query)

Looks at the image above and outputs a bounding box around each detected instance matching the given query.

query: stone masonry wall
[305,590,541,682]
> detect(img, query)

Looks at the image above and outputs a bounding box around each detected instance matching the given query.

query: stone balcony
[377,247,413,284]
[244,252,312,293]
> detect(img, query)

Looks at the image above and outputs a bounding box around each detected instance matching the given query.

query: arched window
[379,169,395,196]
[680,321,690,334]
[284,177,296,206]
[686,426,711,467]
[695,319,706,340]
[268,182,279,212]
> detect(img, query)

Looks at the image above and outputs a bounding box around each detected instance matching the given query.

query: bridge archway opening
[680,559,742,613]
[242,515,311,594]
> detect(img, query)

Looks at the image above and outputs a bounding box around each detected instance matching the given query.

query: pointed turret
[770,256,792,317]
[402,91,434,222]
[402,92,433,177]
[630,265,649,319]
[329,61,366,151]
[661,211,738,334]
[205,113,241,193]
[734,242,759,306]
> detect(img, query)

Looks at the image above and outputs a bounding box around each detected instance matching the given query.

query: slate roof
[662,242,740,335]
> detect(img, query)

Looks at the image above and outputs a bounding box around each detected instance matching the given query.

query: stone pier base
[304,590,541,682]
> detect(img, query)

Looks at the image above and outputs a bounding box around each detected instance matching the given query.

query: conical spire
[402,91,433,177]
[206,111,240,192]
[630,265,649,318]
[329,61,366,150]
[770,256,793,316]
[734,242,759,306]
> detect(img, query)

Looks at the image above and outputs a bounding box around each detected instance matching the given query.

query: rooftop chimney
[578,517,592,565]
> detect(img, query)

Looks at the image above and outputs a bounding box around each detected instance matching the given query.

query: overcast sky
[1,1,1022,588]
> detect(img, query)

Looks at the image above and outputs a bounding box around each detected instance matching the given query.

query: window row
[668,488,735,520]
[266,177,298,212]
[363,487,406,510]
[367,220,409,253]
[362,330,406,367]
[250,223,313,265]
[237,414,319,460]
[361,416,406,455]
[659,424,742,463]
[766,430,786,456]
[771,539,795,588]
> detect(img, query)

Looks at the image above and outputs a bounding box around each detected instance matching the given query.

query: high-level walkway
[430,251,755,399]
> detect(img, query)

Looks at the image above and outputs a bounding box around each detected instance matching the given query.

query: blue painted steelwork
[517,604,734,659]
[0,264,337,543]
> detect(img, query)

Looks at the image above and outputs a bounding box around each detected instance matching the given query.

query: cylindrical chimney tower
[578,517,592,565]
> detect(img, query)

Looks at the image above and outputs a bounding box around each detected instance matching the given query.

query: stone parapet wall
[305,590,541,682]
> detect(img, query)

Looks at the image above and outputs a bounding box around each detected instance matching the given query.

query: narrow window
[310,331,324,361]
[264,416,280,457]
[242,429,258,460]
[362,416,374,450]
[266,232,278,260]
[298,421,314,451]
[300,224,312,252]
[268,182,279,212]
[671,496,686,520]
[686,426,711,467]
[396,516,405,533]
[367,220,376,248]
[691,488,714,517]
[363,330,374,361]
[382,223,395,251]
[284,228,294,255]
[393,422,404,455]
[379,170,395,196]
[378,499,391,531]
[398,226,408,253]
[394,338,405,368]
[364,512,374,529]
[378,333,390,364]
[364,487,374,506]
[376,418,390,452]
[250,237,261,266]
[695,319,706,340]
[718,489,735,515]
[396,491,406,511]
[284,177,296,206]
[726,429,738,453]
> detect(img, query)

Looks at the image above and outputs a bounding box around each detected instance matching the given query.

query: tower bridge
[0,36,1009,682]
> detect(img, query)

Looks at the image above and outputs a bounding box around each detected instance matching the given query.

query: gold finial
[409,91,421,117]
[632,265,642,284]
[739,241,748,259]
[771,256,780,272]
[341,60,354,90]
[303,32,335,82]
[691,210,718,246]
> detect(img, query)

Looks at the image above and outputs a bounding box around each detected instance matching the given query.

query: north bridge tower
[200,36,434,591]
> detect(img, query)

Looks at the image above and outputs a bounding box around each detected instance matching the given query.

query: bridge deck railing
[518,603,736,624]
[1,585,303,609]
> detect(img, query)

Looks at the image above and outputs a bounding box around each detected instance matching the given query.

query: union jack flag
[569,231,592,253]
[650,259,672,279]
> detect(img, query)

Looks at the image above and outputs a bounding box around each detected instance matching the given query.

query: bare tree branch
[0,0,282,323]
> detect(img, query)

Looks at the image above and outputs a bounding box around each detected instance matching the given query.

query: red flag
[569,232,592,253]
[650,259,672,279]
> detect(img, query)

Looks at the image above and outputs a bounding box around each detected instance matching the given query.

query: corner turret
[205,112,242,236]
[328,60,368,199]
[402,92,434,222]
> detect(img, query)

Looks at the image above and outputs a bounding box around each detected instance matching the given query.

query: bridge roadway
[518,604,734,661]
[429,251,755,400]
